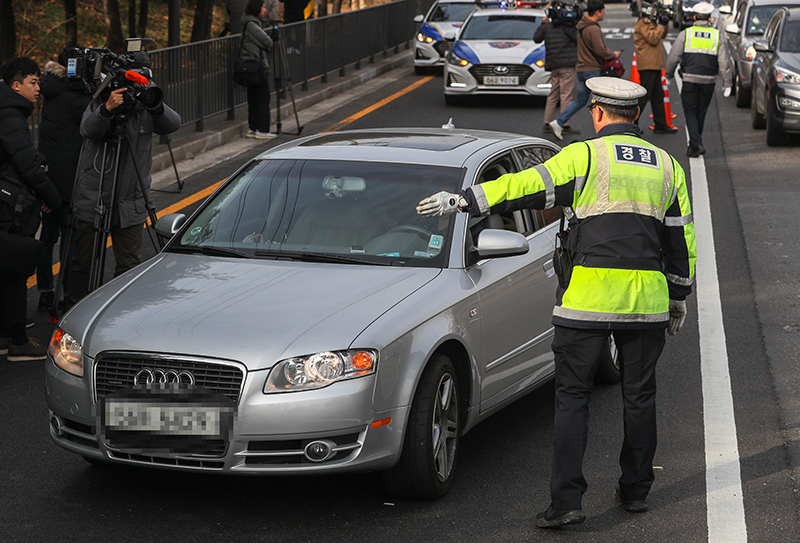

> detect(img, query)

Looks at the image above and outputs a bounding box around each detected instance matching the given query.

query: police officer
[417,77,697,528]
[665,1,733,157]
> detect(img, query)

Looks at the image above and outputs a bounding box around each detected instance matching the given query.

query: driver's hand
[416,191,465,217]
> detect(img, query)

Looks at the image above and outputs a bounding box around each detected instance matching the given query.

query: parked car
[45,127,620,499]
[750,7,800,144]
[443,2,551,104]
[725,0,800,107]
[674,0,730,28]
[414,0,478,74]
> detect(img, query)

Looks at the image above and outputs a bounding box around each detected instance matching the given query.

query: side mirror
[414,14,424,23]
[719,5,732,14]
[443,30,456,40]
[475,229,529,259]
[753,40,770,52]
[725,22,739,34]
[155,213,186,239]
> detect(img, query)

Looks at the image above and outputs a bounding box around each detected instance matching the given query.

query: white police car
[414,0,478,74]
[444,0,551,104]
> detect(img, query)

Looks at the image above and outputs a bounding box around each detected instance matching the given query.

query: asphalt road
[2,5,799,542]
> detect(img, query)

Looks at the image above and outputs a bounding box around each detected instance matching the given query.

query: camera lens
[138,87,163,109]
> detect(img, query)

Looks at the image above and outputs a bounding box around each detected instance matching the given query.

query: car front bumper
[444,63,551,97]
[45,356,407,474]
[415,40,453,68]
[772,85,800,133]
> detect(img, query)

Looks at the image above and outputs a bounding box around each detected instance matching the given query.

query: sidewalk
[150,49,414,176]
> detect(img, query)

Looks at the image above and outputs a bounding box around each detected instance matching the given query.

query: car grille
[434,39,454,58]
[94,353,245,404]
[470,64,534,85]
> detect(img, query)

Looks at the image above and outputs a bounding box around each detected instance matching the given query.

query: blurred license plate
[484,76,518,85]
[105,400,224,436]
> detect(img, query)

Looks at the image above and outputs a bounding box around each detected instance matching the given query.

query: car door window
[471,154,530,236]
[513,145,561,230]
[781,19,800,52]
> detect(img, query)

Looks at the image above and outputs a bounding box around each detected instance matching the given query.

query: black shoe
[687,144,705,157]
[38,291,55,312]
[535,506,586,528]
[562,125,582,135]
[653,126,679,134]
[26,318,35,329]
[542,123,552,133]
[615,486,649,513]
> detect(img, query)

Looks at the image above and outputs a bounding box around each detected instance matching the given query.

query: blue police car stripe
[523,46,546,66]
[452,41,481,65]
[420,22,444,41]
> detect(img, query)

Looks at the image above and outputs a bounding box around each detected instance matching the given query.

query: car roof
[258,128,543,167]
[469,7,546,17]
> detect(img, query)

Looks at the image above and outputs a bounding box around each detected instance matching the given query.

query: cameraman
[66,66,180,308]
[534,3,581,136]
[633,2,678,133]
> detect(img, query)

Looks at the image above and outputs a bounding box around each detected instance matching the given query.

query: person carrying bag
[235,0,276,139]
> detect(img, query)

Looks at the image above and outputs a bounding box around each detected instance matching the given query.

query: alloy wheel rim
[432,373,458,482]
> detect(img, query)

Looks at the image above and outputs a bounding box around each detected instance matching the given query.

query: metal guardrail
[149,0,434,132]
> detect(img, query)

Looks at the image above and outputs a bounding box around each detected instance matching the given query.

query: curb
[151,49,413,174]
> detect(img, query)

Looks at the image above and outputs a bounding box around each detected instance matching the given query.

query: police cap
[586,77,647,107]
[693,1,714,16]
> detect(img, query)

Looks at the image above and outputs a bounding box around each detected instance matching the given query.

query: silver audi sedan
[45,127,619,499]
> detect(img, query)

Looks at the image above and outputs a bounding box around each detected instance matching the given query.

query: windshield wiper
[254,249,399,266]
[171,245,251,258]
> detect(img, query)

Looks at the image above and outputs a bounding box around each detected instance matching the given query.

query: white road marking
[666,41,749,542]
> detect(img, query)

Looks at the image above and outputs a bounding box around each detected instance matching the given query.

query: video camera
[640,0,674,25]
[266,19,284,40]
[547,1,584,27]
[65,38,163,115]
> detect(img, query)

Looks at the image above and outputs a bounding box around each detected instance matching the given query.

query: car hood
[456,40,545,65]
[777,52,800,75]
[62,253,441,370]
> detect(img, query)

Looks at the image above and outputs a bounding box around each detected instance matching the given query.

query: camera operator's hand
[543,17,550,23]
[614,50,623,59]
[105,88,127,112]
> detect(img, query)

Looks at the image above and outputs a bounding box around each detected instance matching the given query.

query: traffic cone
[649,70,678,130]
[630,52,640,85]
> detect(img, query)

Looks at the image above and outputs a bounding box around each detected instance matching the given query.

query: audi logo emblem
[494,65,509,74]
[134,368,196,386]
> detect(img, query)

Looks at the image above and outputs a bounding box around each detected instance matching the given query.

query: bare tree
[190,0,215,42]
[128,0,136,37]
[104,0,125,51]
[0,0,15,63]
[319,0,328,17]
[65,0,78,47]
[137,0,149,38]
[332,0,343,14]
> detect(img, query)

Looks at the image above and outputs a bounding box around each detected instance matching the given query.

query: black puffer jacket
[534,22,578,71]
[0,82,61,236]
[38,61,92,202]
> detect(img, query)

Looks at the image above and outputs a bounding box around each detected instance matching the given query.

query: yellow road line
[31,75,433,290]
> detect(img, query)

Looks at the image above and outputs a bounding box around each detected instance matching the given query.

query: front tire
[735,72,751,108]
[751,80,766,129]
[766,95,787,146]
[383,354,460,499]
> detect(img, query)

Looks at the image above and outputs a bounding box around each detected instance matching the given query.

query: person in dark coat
[240,0,276,139]
[66,66,181,308]
[0,57,62,361]
[36,52,92,311]
[534,12,581,135]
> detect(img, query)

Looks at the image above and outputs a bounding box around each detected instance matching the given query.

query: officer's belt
[574,254,663,271]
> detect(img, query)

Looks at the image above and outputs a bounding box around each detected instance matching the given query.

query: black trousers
[0,271,28,344]
[636,69,669,129]
[681,81,716,147]
[549,326,666,510]
[247,81,271,133]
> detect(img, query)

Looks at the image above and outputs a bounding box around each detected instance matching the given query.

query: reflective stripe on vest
[685,26,720,55]
[573,139,674,221]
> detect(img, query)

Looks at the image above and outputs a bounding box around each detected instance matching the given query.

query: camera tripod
[269,21,303,136]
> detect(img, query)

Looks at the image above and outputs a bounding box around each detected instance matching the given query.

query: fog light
[305,440,335,462]
[50,414,64,436]
[779,96,800,110]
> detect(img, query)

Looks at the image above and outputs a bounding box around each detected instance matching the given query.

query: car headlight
[49,328,84,377]
[745,45,757,61]
[447,51,469,67]
[776,66,800,85]
[416,32,434,44]
[264,349,377,393]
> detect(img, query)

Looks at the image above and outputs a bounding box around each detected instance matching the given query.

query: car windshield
[781,19,800,51]
[459,15,542,40]
[430,2,475,22]
[172,159,464,268]
[747,5,782,35]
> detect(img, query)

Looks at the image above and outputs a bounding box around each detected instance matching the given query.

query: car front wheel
[735,72,751,108]
[383,354,460,499]
[766,95,787,146]
[751,79,766,129]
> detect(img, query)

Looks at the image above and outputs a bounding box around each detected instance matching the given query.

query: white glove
[723,87,732,98]
[668,299,687,336]
[665,78,672,89]
[416,191,465,217]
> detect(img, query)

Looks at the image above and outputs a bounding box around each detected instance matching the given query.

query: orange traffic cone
[649,70,677,130]
[630,52,640,85]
